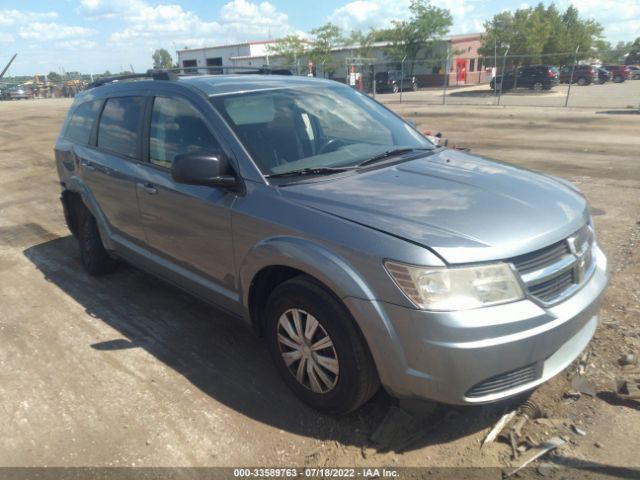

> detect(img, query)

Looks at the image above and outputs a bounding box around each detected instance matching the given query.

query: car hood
[280,149,589,264]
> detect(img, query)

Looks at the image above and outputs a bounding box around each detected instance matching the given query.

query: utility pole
[497,44,509,106]
[565,45,580,108]
[399,55,407,103]
[494,39,497,96]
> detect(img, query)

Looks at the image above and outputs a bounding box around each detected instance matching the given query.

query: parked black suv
[374,70,417,93]
[490,65,559,91]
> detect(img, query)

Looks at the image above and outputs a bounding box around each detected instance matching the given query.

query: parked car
[558,65,598,85]
[602,65,631,83]
[626,65,640,80]
[375,70,417,93]
[490,64,559,91]
[55,72,608,414]
[596,67,612,84]
[6,85,29,100]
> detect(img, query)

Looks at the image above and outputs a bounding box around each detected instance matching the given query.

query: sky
[1,0,639,76]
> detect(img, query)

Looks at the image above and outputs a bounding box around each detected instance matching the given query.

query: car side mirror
[172,151,237,189]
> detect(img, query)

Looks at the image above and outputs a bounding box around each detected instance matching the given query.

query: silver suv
[55,72,608,414]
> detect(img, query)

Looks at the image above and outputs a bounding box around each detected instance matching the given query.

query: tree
[152,48,173,69]
[309,23,344,75]
[479,4,603,67]
[349,28,378,59]
[383,0,452,74]
[624,37,640,64]
[266,35,307,68]
[47,71,62,82]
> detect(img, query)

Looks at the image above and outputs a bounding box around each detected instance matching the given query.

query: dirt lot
[1,98,639,475]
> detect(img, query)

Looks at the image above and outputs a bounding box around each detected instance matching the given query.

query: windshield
[209,85,432,176]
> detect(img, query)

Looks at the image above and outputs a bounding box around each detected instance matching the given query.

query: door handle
[140,183,158,195]
[81,160,96,171]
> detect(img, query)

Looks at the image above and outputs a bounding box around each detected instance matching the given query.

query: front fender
[238,236,407,386]
[239,236,376,314]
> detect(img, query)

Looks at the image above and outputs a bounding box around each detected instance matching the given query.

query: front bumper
[344,245,608,405]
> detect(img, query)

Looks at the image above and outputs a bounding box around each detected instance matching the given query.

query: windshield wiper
[264,166,355,179]
[356,148,430,168]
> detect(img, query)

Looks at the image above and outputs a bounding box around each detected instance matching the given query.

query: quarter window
[149,97,221,169]
[97,96,144,159]
[65,101,100,145]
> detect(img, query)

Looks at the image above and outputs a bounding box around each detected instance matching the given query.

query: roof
[79,73,341,99]
[180,74,338,96]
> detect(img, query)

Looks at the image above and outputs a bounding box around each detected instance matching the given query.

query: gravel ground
[0,98,638,476]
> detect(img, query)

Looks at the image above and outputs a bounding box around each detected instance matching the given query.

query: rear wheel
[265,276,379,414]
[614,75,623,83]
[392,83,399,94]
[577,77,587,86]
[78,211,118,275]
[411,82,418,92]
[532,81,543,91]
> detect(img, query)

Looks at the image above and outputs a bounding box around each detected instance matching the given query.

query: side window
[97,96,145,159]
[65,101,101,145]
[149,97,221,169]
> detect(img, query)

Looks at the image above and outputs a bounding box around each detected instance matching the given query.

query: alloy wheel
[276,308,339,393]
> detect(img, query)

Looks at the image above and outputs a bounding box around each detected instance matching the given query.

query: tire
[392,83,399,94]
[532,81,543,91]
[411,82,418,92]
[614,75,623,83]
[78,211,118,275]
[577,77,587,86]
[265,276,379,414]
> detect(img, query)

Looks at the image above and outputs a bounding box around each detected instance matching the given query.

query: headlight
[384,261,524,311]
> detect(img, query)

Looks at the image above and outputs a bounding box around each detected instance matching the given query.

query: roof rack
[86,69,177,89]
[85,65,295,90]
[167,66,294,76]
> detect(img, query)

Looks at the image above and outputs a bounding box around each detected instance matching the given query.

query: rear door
[81,95,147,245]
[136,94,238,311]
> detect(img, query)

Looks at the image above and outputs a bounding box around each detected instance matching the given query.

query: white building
[177,33,489,86]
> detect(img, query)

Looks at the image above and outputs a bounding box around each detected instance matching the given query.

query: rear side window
[149,97,221,168]
[97,96,145,159]
[65,101,100,145]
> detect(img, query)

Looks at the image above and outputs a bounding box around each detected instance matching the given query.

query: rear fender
[64,175,115,250]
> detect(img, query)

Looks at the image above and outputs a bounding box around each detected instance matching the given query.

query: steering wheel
[318,138,342,154]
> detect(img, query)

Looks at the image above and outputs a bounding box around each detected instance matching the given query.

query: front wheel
[614,75,623,83]
[392,83,399,94]
[265,276,379,414]
[577,77,587,86]
[411,82,418,92]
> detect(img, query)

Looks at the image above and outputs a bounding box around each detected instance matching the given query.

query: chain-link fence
[335,51,640,109]
[256,50,639,109]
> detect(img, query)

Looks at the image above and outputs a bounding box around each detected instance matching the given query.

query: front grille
[510,225,595,305]
[466,363,540,398]
[512,241,570,274]
[528,269,575,302]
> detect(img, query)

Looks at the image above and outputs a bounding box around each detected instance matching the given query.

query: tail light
[547,69,555,78]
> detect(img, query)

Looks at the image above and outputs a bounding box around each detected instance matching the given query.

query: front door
[136,95,238,312]
[456,59,467,84]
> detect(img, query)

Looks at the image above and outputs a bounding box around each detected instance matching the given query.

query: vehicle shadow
[24,235,515,453]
